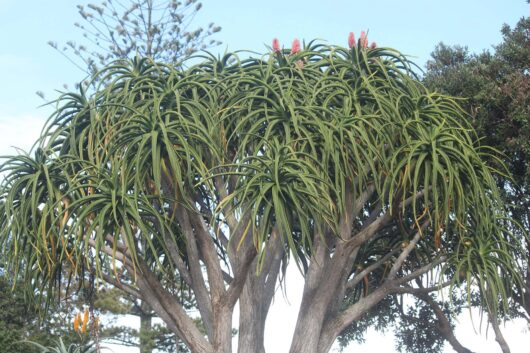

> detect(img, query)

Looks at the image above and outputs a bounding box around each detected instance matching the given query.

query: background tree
[96,286,196,352]
[0,271,77,353]
[424,16,530,322]
[1,36,526,353]
[49,0,221,78]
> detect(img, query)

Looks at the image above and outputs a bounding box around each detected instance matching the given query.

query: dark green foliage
[0,273,34,353]
[425,18,530,197]
[394,294,464,353]
[425,16,530,321]
[395,300,447,353]
[0,273,77,353]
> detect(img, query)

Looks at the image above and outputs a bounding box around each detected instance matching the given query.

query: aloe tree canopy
[0,38,525,353]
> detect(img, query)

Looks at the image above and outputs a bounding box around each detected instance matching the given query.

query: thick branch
[175,207,214,340]
[135,261,213,353]
[187,207,226,303]
[320,282,394,353]
[88,236,211,353]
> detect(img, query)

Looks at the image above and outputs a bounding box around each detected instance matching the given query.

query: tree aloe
[0,35,525,353]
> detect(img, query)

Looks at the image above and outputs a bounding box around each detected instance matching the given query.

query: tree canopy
[0,35,526,353]
[425,16,530,325]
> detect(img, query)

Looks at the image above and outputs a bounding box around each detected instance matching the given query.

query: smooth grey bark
[237,272,268,353]
[237,230,285,353]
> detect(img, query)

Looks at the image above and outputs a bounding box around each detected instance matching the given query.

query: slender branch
[351,183,376,226]
[165,235,192,286]
[394,281,452,294]
[222,270,233,284]
[345,211,393,250]
[387,224,428,281]
[350,189,428,249]
[346,248,400,290]
[214,175,238,231]
[393,256,447,285]
[320,249,446,351]
[224,244,257,309]
[262,237,285,305]
[99,272,143,299]
[257,228,283,278]
[87,238,134,268]
[414,291,475,353]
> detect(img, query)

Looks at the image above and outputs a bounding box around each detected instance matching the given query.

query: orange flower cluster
[73,309,90,334]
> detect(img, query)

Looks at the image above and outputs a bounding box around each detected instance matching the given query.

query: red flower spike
[360,31,368,48]
[291,38,301,54]
[348,32,355,48]
[370,42,377,49]
[272,38,280,53]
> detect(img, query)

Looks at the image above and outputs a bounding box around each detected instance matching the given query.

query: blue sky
[0,0,528,119]
[0,1,529,352]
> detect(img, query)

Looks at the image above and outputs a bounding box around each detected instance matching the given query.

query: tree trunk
[238,236,284,353]
[289,237,332,353]
[237,274,267,353]
[140,300,154,353]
